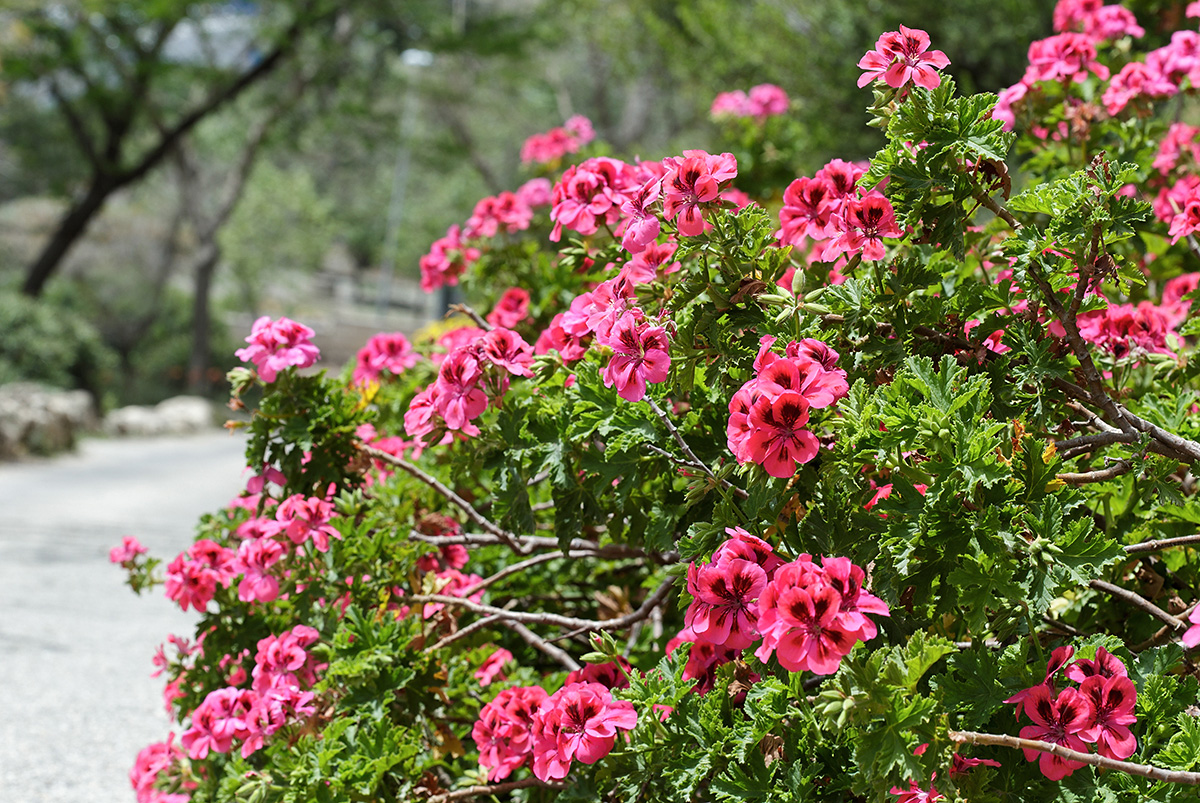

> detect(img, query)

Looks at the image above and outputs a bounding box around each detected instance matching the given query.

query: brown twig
[505,621,581,671]
[949,730,1200,784]
[972,191,1020,230]
[1055,431,1138,455]
[422,778,566,803]
[1057,459,1133,485]
[411,576,677,635]
[1126,534,1200,554]
[360,445,528,553]
[645,398,749,500]
[1133,601,1200,652]
[409,532,652,560]
[448,303,493,331]
[1088,579,1186,631]
[460,550,632,598]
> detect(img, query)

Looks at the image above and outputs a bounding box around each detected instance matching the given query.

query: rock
[103,396,214,437]
[0,383,96,459]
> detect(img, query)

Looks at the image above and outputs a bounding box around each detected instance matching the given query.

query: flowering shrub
[117,5,1200,803]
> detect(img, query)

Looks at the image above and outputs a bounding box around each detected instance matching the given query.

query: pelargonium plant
[117,4,1200,802]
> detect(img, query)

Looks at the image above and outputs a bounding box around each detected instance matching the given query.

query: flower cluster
[180,626,320,761]
[486,287,531,329]
[727,337,848,478]
[164,539,236,612]
[777,158,901,263]
[234,316,320,383]
[419,224,481,293]
[130,735,188,803]
[110,534,148,566]
[520,115,596,165]
[710,84,790,122]
[473,681,637,783]
[353,332,420,385]
[680,527,888,677]
[1006,645,1138,780]
[405,326,534,445]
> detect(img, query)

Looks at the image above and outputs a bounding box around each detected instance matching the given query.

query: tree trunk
[187,244,220,395]
[21,176,116,297]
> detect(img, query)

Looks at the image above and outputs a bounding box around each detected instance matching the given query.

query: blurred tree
[3,0,343,297]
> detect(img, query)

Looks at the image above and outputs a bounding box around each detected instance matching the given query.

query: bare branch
[1057,459,1133,485]
[1089,579,1186,632]
[408,531,654,561]
[1055,431,1137,456]
[448,303,493,331]
[422,778,566,803]
[972,190,1020,229]
[361,445,528,553]
[1133,600,1200,652]
[505,621,581,671]
[1126,534,1200,554]
[645,398,748,500]
[411,577,676,635]
[460,550,632,598]
[949,730,1200,785]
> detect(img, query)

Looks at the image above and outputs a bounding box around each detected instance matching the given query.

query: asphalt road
[0,431,248,803]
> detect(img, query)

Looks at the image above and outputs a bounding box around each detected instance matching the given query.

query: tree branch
[361,445,528,553]
[1133,600,1200,652]
[949,730,1200,784]
[505,621,581,671]
[1126,534,1200,554]
[422,778,566,803]
[1057,459,1133,485]
[411,576,676,635]
[645,398,748,500]
[1088,579,1186,631]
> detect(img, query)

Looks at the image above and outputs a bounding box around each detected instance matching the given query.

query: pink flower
[662,150,738,237]
[710,90,752,119]
[827,191,902,262]
[992,81,1029,131]
[1077,674,1138,760]
[1024,33,1110,84]
[889,780,942,803]
[858,26,950,91]
[474,647,513,687]
[666,627,748,696]
[685,557,768,649]
[110,535,148,565]
[1016,685,1094,780]
[745,391,820,478]
[473,686,548,781]
[754,557,886,675]
[353,332,420,385]
[516,177,553,208]
[233,537,287,603]
[486,287,532,329]
[759,581,855,674]
[620,177,663,255]
[1065,646,1128,682]
[419,225,480,292]
[530,682,637,781]
[1154,123,1200,175]
[235,316,320,383]
[747,84,789,119]
[480,327,535,378]
[180,687,256,759]
[599,315,671,402]
[433,349,489,432]
[550,157,636,242]
[274,495,341,553]
[1102,61,1176,116]
[620,240,680,284]
[779,176,838,246]
[713,527,786,578]
[130,735,184,803]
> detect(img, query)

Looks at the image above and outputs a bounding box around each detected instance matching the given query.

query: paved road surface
[0,432,248,803]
